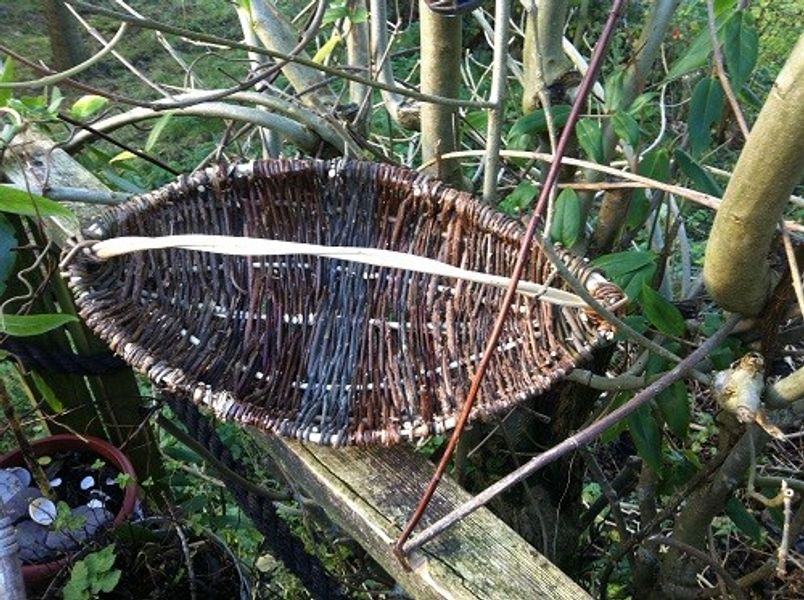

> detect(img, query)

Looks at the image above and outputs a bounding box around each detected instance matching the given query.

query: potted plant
[0,433,139,589]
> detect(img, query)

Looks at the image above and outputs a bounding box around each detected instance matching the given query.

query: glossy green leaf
[499,181,537,216]
[144,113,173,151]
[576,119,604,163]
[509,105,571,138]
[31,371,64,412]
[627,404,663,474]
[70,94,109,119]
[626,149,671,229]
[464,110,488,131]
[640,283,686,336]
[0,185,75,219]
[674,149,723,196]
[0,57,15,106]
[688,77,725,156]
[550,188,581,248]
[0,313,78,336]
[656,381,690,439]
[612,111,640,148]
[725,497,762,543]
[0,213,17,296]
[723,10,758,93]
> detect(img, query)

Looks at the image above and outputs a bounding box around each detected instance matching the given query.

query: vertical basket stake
[393,0,629,563]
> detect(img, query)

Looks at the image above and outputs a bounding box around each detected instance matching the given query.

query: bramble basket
[64,159,623,446]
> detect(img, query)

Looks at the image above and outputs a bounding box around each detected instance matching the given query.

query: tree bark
[43,0,87,70]
[703,33,804,316]
[522,0,573,114]
[419,1,463,187]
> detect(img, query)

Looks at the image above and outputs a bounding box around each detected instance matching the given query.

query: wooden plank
[254,434,590,600]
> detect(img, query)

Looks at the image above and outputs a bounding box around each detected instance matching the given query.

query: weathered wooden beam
[254,434,590,599]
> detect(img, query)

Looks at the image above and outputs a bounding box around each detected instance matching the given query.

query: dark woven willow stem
[65,159,622,446]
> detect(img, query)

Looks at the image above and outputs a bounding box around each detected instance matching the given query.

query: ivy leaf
[725,497,763,543]
[576,119,604,163]
[656,381,690,439]
[627,404,663,474]
[688,77,725,157]
[674,149,723,197]
[498,181,537,216]
[0,313,78,336]
[723,10,758,93]
[612,111,640,148]
[550,188,581,248]
[70,94,108,120]
[0,214,17,296]
[0,185,75,219]
[509,105,571,138]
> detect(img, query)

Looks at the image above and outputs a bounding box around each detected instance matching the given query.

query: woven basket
[65,159,623,446]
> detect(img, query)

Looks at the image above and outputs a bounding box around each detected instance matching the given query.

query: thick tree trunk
[419,1,463,187]
[704,33,804,316]
[43,0,87,70]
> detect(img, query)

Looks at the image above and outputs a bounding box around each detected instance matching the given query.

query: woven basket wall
[65,159,622,446]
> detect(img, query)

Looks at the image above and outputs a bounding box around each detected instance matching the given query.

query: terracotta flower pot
[0,434,138,588]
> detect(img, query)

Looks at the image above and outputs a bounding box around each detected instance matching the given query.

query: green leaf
[0,185,75,219]
[627,404,663,474]
[31,371,64,412]
[666,12,730,82]
[0,313,78,336]
[591,251,657,300]
[601,392,631,442]
[464,110,488,131]
[550,188,581,248]
[626,149,671,229]
[509,105,571,138]
[576,119,604,163]
[0,213,17,296]
[144,113,173,151]
[0,57,15,107]
[656,381,690,439]
[312,33,342,64]
[688,77,725,156]
[109,150,137,164]
[612,111,639,148]
[70,94,109,120]
[604,70,626,112]
[322,2,349,24]
[498,181,537,216]
[725,497,762,543]
[674,149,723,196]
[96,569,122,593]
[640,283,686,336]
[723,10,758,93]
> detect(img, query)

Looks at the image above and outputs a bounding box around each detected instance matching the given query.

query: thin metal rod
[393,0,629,559]
[402,313,739,554]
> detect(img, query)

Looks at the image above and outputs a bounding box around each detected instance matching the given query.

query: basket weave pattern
[67,159,621,445]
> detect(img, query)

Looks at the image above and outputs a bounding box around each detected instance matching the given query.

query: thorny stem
[400,314,739,555]
[393,0,630,559]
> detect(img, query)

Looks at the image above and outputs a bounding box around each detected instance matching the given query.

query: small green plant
[62,544,122,600]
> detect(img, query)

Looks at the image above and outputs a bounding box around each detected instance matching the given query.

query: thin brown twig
[706,0,750,139]
[393,0,629,560]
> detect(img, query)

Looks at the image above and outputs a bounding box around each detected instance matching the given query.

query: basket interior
[68,159,618,445]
